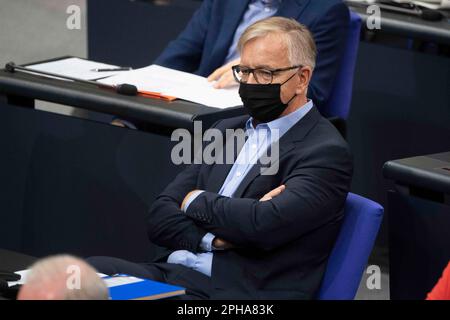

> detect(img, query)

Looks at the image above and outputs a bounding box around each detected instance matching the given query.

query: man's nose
[247,72,258,84]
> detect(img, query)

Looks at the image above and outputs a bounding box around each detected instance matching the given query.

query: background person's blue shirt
[167,100,314,276]
[224,0,280,64]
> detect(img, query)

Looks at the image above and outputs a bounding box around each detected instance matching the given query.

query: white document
[102,275,144,288]
[413,0,450,9]
[98,64,243,109]
[392,0,450,9]
[7,269,109,287]
[348,0,450,8]
[26,57,125,81]
[7,269,30,287]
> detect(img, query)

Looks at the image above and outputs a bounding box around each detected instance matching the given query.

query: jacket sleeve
[147,119,223,252]
[307,2,350,113]
[147,163,208,253]
[184,144,353,251]
[153,0,212,73]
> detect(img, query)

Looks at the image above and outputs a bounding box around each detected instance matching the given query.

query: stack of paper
[98,64,243,109]
[7,269,108,287]
[411,0,450,10]
[347,0,450,9]
[26,57,126,81]
[6,269,30,287]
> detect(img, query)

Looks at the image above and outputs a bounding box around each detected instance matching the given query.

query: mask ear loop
[280,67,303,105]
[284,92,297,105]
[280,70,298,86]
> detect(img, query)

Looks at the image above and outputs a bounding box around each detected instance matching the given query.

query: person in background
[427,261,450,300]
[155,0,349,114]
[17,254,109,300]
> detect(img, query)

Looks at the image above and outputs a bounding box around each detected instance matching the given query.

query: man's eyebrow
[241,64,277,70]
[256,64,275,69]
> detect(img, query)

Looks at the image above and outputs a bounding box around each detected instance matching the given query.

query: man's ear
[295,67,312,95]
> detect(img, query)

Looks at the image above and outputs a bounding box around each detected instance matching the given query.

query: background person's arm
[153,0,213,73]
[427,262,450,300]
[307,2,350,113]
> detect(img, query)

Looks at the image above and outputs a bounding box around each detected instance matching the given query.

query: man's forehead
[241,33,290,67]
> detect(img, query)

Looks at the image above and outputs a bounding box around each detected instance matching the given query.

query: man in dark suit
[89,17,352,299]
[154,0,350,115]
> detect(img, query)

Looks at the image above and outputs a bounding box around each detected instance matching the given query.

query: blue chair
[322,11,362,119]
[317,193,384,300]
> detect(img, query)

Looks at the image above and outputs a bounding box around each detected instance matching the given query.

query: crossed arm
[181,185,286,249]
[146,160,285,253]
[148,143,350,253]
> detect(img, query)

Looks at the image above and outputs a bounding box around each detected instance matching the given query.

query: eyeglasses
[232,64,302,85]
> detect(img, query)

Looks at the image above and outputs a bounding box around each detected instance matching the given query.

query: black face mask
[238,73,297,123]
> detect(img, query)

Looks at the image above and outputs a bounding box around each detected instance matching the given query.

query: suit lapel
[232,106,321,198]
[276,0,310,19]
[206,154,234,194]
[206,117,248,193]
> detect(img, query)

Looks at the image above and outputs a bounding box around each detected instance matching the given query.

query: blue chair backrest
[322,11,362,119]
[317,193,384,300]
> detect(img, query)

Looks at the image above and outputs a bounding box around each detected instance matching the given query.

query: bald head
[18,255,109,300]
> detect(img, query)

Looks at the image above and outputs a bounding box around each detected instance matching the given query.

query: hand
[207,58,240,89]
[260,185,286,202]
[181,190,200,211]
[213,237,234,250]
[111,118,137,129]
[111,119,126,127]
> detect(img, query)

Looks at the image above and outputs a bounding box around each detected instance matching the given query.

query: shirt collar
[253,0,281,9]
[259,0,281,6]
[245,100,314,138]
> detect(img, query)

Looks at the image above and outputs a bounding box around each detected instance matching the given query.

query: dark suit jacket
[147,106,353,299]
[154,0,350,114]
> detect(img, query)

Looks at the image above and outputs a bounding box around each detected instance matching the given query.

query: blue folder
[105,274,186,300]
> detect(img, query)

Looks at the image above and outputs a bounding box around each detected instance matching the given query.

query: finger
[214,72,234,89]
[266,185,285,198]
[111,119,126,127]
[260,189,277,200]
[263,185,286,199]
[268,190,282,198]
[207,66,227,82]
[273,185,286,194]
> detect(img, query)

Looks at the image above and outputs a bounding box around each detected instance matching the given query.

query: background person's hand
[260,185,286,202]
[111,119,127,127]
[207,58,240,89]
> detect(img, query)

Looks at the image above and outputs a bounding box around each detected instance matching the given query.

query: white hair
[238,17,317,69]
[23,255,109,300]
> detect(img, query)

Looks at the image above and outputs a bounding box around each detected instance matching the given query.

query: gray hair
[23,255,109,300]
[237,17,317,70]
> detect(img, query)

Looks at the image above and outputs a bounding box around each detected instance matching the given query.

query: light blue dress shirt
[224,0,280,64]
[167,101,314,276]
